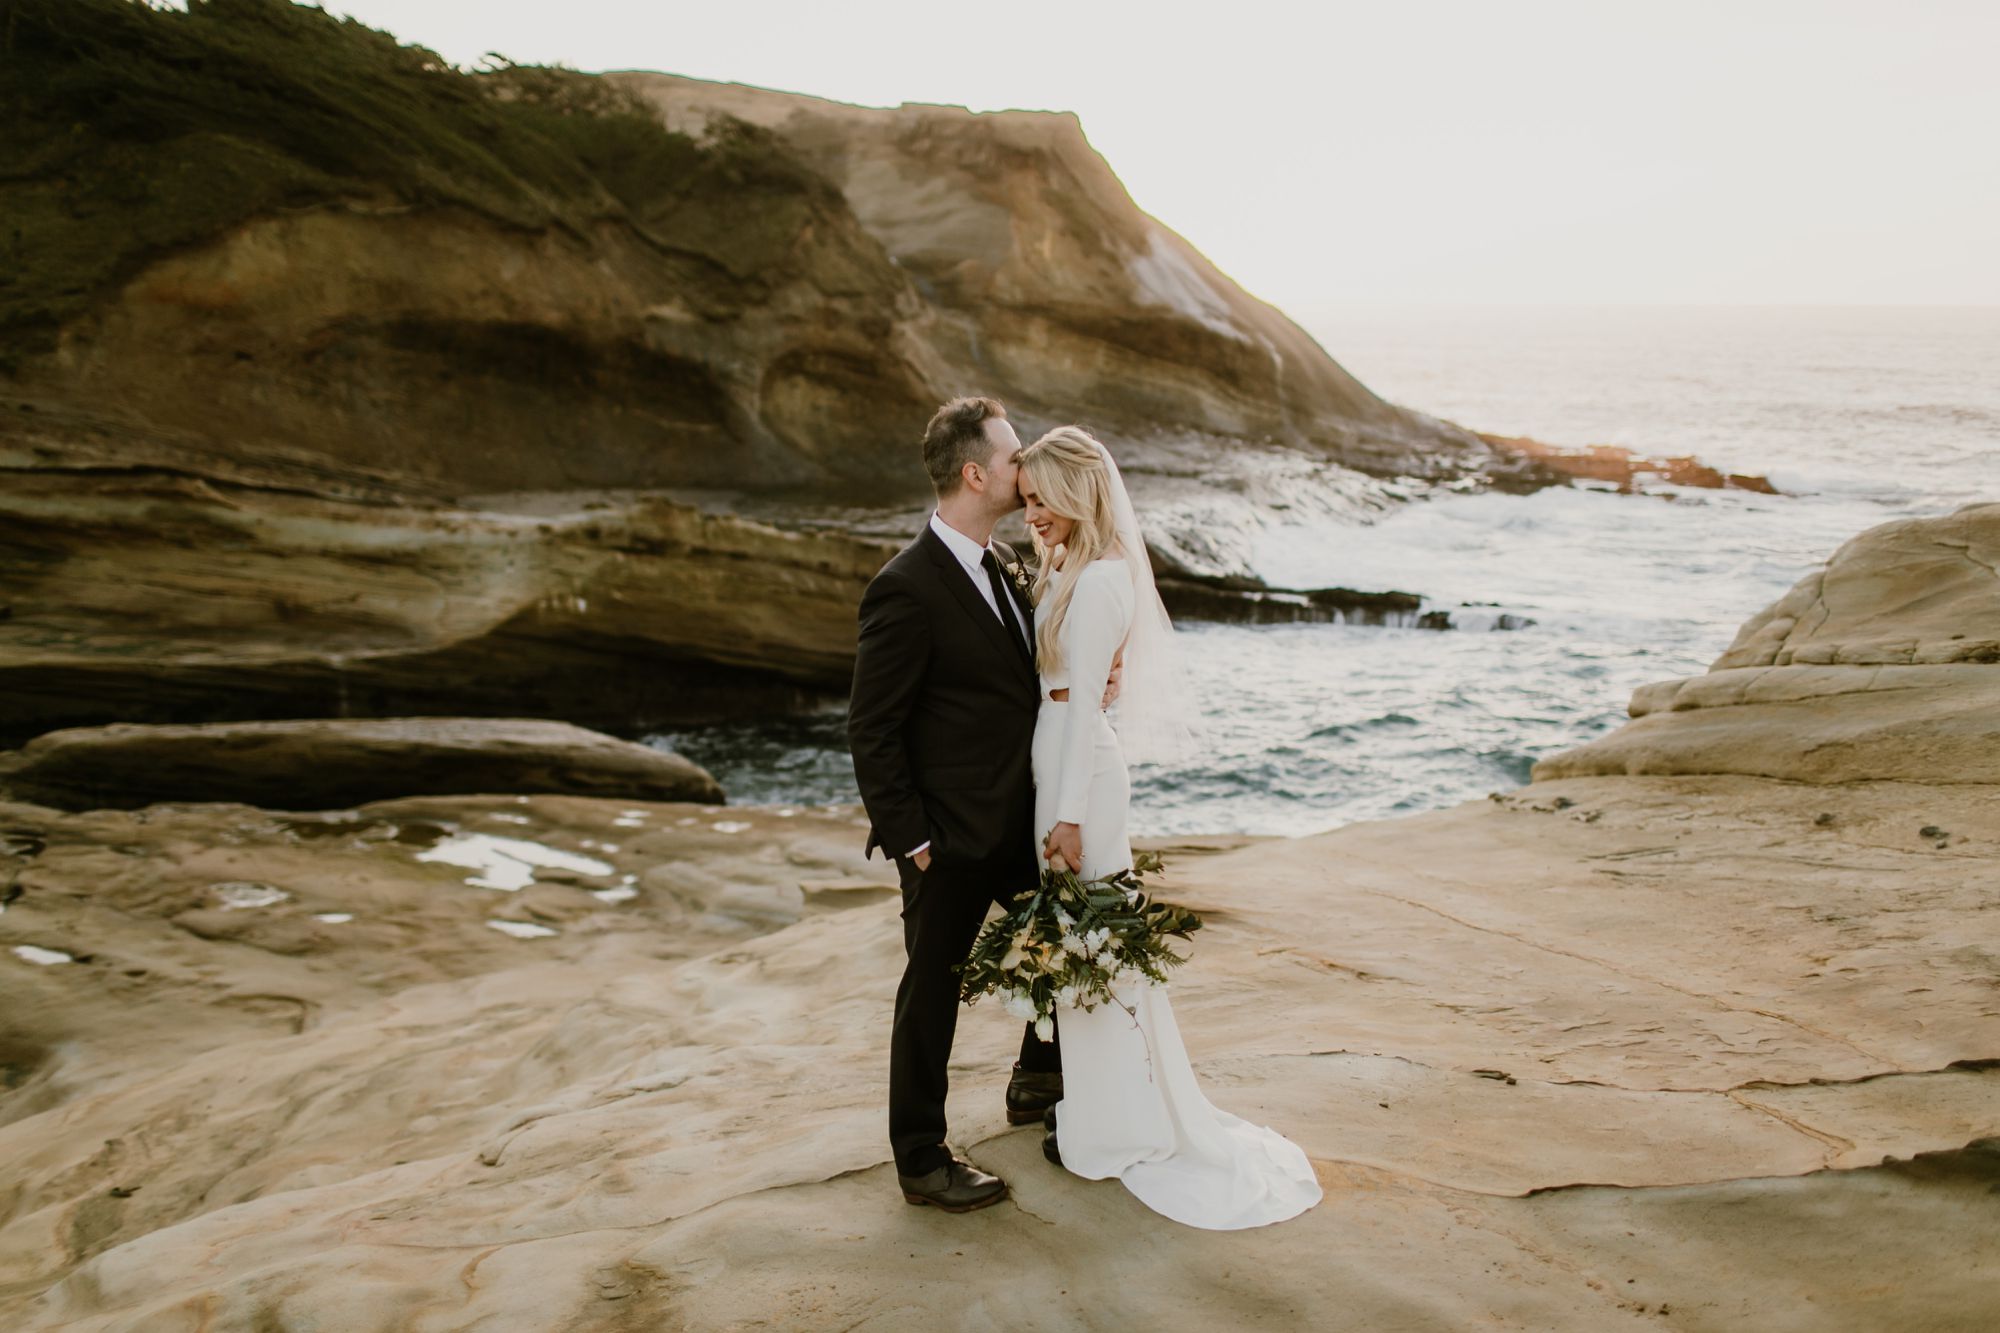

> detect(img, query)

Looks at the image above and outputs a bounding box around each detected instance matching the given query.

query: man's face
[979,417,1024,513]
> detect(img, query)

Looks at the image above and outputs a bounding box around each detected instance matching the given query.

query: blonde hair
[1018,426,1126,673]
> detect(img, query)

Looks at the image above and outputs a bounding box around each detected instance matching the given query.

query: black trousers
[888,848,1061,1176]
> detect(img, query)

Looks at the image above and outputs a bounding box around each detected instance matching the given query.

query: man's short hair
[922,396,1006,496]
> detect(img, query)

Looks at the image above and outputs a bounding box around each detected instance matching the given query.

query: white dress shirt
[908,511,1033,858]
[928,511,1032,645]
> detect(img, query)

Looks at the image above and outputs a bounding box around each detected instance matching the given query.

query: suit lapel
[922,527,1037,688]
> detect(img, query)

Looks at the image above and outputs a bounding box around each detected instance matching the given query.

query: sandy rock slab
[1,772,1994,1330]
[1714,501,2000,671]
[1544,503,2000,786]
[0,717,723,812]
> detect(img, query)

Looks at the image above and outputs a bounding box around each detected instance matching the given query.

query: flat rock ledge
[0,717,723,812]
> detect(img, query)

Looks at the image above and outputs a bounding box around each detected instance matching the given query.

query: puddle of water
[416,833,614,891]
[710,821,753,834]
[591,885,638,904]
[486,813,532,826]
[314,912,354,924]
[486,919,559,939]
[12,944,73,965]
[211,882,290,910]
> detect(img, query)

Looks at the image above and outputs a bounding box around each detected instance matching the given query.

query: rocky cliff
[3,0,1522,498]
[613,73,1508,486]
[0,0,1553,740]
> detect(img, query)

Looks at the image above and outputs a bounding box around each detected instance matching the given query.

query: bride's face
[1019,470,1074,548]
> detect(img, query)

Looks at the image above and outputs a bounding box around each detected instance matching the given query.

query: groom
[847,396,1068,1212]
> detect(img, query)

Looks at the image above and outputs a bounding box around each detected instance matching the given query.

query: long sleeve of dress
[1054,562,1135,826]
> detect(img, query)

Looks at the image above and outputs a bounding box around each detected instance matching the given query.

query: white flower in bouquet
[954,858,1202,1018]
[1034,1015,1054,1042]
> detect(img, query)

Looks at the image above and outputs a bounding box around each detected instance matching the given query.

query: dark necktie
[980,549,1033,666]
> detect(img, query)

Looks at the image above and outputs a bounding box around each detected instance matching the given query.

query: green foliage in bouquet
[955,850,1203,1038]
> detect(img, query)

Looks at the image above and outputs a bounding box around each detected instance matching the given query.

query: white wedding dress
[1032,556,1322,1230]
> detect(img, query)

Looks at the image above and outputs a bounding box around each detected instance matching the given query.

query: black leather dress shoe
[898,1157,1008,1212]
[1041,1106,1062,1167]
[1005,1062,1064,1125]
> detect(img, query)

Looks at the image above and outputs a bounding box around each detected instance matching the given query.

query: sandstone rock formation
[0,457,895,745]
[0,718,723,812]
[0,509,1993,1329]
[1537,502,2000,787]
[3,1,1533,501]
[0,0,1558,740]
[615,74,1535,488]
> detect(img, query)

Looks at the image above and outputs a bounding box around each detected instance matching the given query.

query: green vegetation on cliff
[0,0,825,366]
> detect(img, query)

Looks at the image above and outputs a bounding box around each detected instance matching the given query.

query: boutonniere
[1004,560,1031,596]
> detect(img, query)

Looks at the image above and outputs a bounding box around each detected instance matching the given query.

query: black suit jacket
[847,523,1041,866]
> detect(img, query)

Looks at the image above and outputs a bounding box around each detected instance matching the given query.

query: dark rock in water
[1147,543,1424,627]
[0,718,723,813]
[1147,546,1535,629]
[1156,573,1424,627]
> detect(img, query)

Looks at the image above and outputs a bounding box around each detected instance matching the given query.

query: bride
[1015,426,1322,1231]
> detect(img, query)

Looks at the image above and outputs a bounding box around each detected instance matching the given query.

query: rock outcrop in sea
[1,489,1993,1331]
[1538,501,2000,785]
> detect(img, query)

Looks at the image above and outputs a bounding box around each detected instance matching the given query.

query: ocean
[656,305,1999,836]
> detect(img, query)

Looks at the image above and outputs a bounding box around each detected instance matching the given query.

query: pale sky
[315,0,1999,311]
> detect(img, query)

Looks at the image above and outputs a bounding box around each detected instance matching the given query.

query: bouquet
[955,850,1203,1039]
